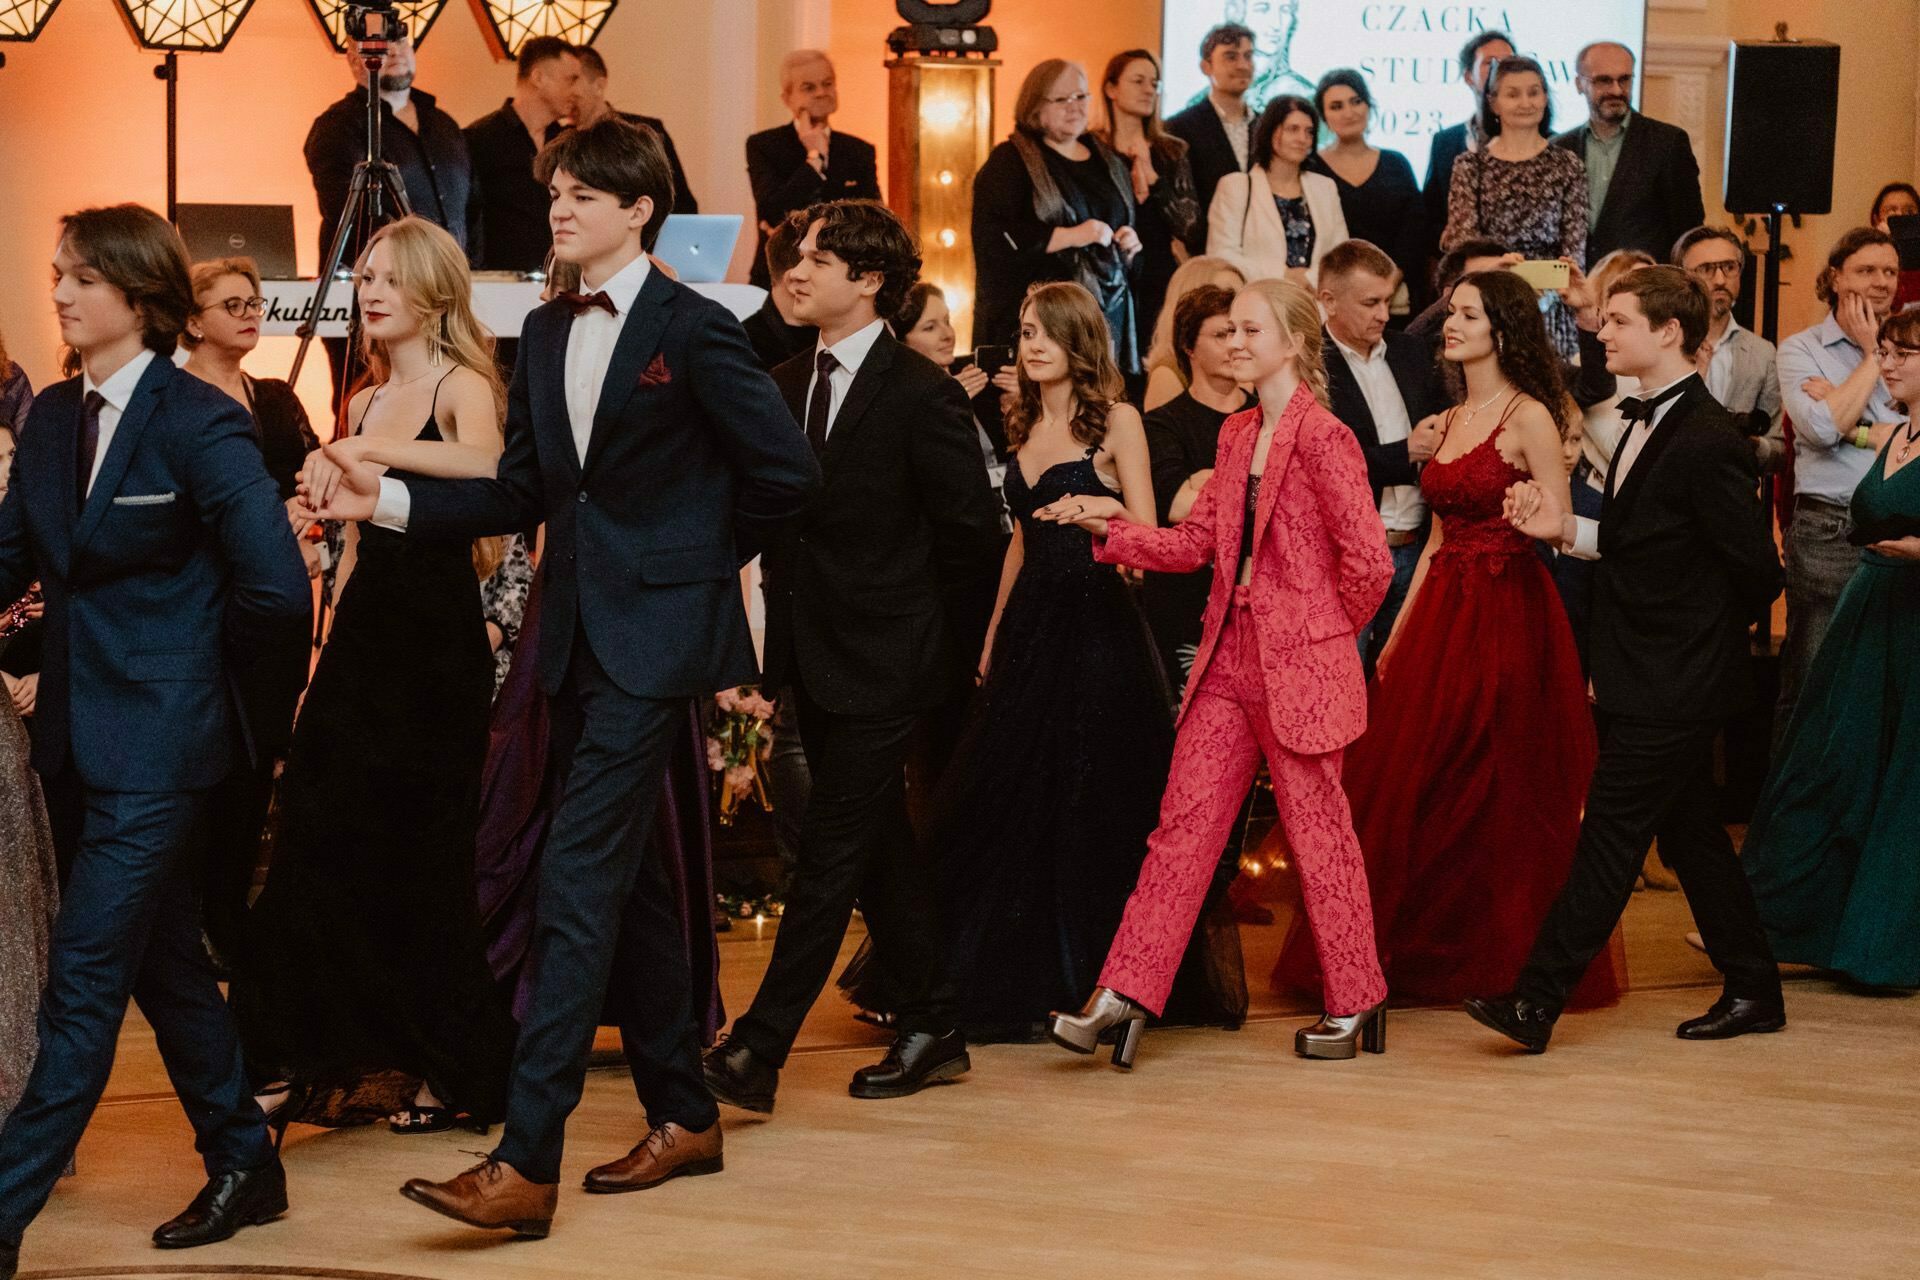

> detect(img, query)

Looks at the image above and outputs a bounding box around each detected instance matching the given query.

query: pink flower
[716,687,742,713]
[725,762,756,791]
[705,739,725,771]
[741,692,776,720]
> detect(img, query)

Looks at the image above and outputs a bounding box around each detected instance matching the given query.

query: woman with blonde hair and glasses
[1044,278,1392,1068]
[234,216,520,1142]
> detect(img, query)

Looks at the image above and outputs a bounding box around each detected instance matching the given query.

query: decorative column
[886,53,996,346]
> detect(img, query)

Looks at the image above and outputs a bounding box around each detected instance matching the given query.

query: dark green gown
[1744,440,1920,988]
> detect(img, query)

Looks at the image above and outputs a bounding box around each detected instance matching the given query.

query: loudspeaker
[1723,41,1840,214]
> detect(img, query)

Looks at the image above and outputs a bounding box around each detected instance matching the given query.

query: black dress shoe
[702,1038,778,1114]
[1676,995,1786,1040]
[152,1161,288,1249]
[849,1030,970,1099]
[1463,994,1557,1053]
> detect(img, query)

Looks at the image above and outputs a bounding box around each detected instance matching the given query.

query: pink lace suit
[1093,384,1393,1016]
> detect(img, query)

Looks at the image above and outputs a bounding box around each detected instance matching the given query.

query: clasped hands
[1034,494,1127,538]
[294,437,383,523]
[1502,479,1571,546]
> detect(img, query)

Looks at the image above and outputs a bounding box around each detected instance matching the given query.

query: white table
[258,278,765,337]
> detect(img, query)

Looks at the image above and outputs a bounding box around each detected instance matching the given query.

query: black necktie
[805,349,838,455]
[557,289,617,317]
[78,390,105,503]
[1615,378,1690,423]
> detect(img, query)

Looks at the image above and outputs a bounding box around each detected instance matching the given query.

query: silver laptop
[651,214,743,284]
[175,204,299,279]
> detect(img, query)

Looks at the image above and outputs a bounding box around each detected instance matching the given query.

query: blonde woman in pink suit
[1037,277,1393,1067]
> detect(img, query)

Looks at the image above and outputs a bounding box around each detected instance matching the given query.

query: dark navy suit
[0,352,311,1243]
[399,267,820,1181]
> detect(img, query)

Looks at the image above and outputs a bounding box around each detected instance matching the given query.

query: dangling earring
[429,317,445,367]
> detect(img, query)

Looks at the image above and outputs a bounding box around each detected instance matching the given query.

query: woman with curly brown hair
[846,281,1243,1040]
[1273,268,1622,1010]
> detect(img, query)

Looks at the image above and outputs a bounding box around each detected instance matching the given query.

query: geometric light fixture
[305,0,450,53]
[115,0,255,51]
[0,0,63,42]
[470,0,617,58]
[114,1,259,223]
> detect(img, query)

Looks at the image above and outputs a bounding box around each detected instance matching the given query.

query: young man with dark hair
[1317,239,1449,671]
[0,205,311,1277]
[1774,226,1904,748]
[745,51,881,289]
[1166,23,1257,237]
[705,199,1004,1113]
[1479,265,1785,1053]
[565,44,699,214]
[464,35,583,271]
[1423,29,1515,257]
[312,117,820,1238]
[742,215,817,370]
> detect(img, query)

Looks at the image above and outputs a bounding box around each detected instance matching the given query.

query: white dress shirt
[374,252,652,528]
[803,318,886,441]
[1704,316,1742,406]
[81,347,157,498]
[1567,372,1691,560]
[1332,335,1425,532]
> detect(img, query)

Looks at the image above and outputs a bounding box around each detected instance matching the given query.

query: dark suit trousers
[730,676,957,1066]
[1517,714,1781,1010]
[492,634,716,1186]
[0,785,272,1243]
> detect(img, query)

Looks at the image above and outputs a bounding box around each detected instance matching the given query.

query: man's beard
[378,70,413,94]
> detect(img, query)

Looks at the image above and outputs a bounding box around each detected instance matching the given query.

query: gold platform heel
[1047,987,1149,1070]
[1294,1001,1387,1060]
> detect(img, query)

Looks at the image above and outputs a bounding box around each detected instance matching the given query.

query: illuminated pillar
[886,52,996,348]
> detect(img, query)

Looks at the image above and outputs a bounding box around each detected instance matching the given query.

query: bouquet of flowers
[707,685,777,825]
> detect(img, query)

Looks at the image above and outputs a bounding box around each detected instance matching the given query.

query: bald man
[744,50,879,288]
[1551,40,1704,266]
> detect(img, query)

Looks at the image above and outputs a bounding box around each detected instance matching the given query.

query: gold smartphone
[1508,259,1571,290]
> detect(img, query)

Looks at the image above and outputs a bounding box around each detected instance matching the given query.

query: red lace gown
[1272,414,1620,1006]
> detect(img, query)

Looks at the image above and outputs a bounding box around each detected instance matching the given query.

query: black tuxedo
[1518,378,1784,1012]
[402,267,819,1181]
[745,123,880,287]
[1166,100,1249,244]
[730,331,1002,1065]
[1552,113,1705,266]
[1323,329,1450,505]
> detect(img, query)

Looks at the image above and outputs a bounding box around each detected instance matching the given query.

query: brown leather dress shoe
[583,1121,723,1193]
[399,1157,557,1238]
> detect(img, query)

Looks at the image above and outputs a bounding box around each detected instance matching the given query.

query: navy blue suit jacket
[404,268,821,699]
[0,356,312,791]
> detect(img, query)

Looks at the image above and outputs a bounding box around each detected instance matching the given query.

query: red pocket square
[638,354,672,387]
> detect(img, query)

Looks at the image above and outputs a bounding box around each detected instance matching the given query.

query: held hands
[297,441,382,522]
[1034,494,1127,538]
[954,364,991,398]
[1504,479,1570,545]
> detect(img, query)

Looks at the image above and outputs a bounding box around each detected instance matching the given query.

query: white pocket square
[112,492,177,506]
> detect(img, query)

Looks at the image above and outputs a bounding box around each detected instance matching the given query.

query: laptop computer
[174,204,299,279]
[651,214,743,284]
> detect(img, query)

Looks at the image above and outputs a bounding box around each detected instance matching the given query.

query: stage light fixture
[306,1,450,53]
[115,0,255,52]
[472,0,618,58]
[0,0,62,43]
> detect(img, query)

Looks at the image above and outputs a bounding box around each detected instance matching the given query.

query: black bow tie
[557,289,617,317]
[1616,379,1691,424]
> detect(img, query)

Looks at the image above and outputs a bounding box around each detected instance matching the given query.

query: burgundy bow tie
[558,289,617,317]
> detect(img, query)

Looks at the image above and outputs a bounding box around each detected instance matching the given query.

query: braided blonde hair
[1238,277,1330,408]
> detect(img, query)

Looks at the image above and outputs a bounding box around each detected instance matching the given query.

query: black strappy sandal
[387,1105,489,1136]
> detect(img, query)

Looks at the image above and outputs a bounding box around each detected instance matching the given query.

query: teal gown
[1743,440,1920,988]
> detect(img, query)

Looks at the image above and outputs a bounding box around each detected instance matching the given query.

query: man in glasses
[1553,41,1705,266]
[1673,225,1783,468]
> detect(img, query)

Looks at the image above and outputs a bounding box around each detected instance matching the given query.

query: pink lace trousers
[1099,604,1388,1016]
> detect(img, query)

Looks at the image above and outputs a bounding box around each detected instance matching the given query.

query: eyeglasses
[204,296,267,318]
[1043,91,1091,108]
[1688,260,1743,279]
[1583,74,1634,91]
[1875,345,1920,366]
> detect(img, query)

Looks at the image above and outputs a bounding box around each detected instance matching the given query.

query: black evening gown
[842,450,1246,1038]
[232,419,518,1126]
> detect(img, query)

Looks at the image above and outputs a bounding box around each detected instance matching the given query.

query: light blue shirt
[1776,312,1901,503]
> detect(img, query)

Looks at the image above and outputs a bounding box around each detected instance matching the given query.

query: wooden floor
[22,892,1920,1280]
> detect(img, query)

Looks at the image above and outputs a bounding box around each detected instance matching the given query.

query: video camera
[344,0,406,51]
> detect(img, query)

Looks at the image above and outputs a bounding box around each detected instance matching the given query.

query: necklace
[1897,419,1920,465]
[385,367,435,390]
[1461,382,1511,420]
